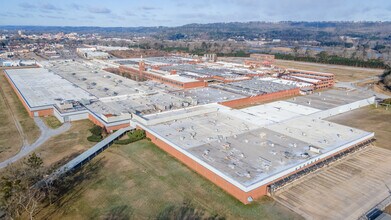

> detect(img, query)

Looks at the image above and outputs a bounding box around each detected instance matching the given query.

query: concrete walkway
[0,117,71,169]
[48,126,134,181]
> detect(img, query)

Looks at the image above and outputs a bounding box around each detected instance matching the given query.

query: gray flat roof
[211,78,297,96]
[189,128,314,186]
[5,68,94,108]
[146,95,373,187]
[285,89,374,110]
[170,87,246,105]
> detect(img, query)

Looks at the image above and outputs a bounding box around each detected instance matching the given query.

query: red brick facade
[220,88,300,108]
[119,65,207,89]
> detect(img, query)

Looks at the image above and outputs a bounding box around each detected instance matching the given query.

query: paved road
[0,117,71,169]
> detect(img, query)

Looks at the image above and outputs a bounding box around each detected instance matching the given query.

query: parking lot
[274,146,391,220]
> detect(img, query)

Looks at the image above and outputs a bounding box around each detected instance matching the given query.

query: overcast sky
[1,0,390,27]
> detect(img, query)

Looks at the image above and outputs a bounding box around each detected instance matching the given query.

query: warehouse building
[2,57,378,205]
[138,90,375,204]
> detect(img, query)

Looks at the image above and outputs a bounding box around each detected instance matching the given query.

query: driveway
[0,117,71,169]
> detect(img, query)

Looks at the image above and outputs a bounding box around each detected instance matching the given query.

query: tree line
[274,52,389,69]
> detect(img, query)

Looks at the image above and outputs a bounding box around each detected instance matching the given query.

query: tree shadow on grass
[103,205,133,220]
[157,199,225,220]
[39,157,106,218]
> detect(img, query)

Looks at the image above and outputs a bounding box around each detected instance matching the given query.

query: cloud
[124,10,136,17]
[18,2,36,9]
[17,13,34,18]
[69,3,83,11]
[140,6,159,11]
[39,14,65,19]
[82,15,95,20]
[109,13,125,20]
[89,7,111,14]
[41,3,62,11]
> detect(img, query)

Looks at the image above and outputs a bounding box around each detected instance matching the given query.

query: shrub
[113,139,134,145]
[114,130,146,145]
[89,125,103,136]
[383,98,391,105]
[381,69,391,78]
[87,134,103,142]
[383,74,391,88]
[128,130,146,140]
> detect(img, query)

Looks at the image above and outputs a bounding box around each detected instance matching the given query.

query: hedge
[114,130,146,145]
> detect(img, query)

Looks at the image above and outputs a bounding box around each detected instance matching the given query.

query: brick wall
[220,88,300,108]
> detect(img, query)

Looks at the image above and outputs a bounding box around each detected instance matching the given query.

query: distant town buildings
[76,48,111,60]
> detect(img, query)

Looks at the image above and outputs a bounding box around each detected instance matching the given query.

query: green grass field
[37,140,302,219]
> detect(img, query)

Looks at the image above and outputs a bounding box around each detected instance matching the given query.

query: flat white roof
[5,68,94,108]
[144,94,374,189]
[163,74,199,83]
[259,77,313,88]
[291,76,321,83]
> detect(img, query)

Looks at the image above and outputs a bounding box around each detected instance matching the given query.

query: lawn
[33,120,96,168]
[0,70,40,162]
[0,71,40,144]
[37,140,302,219]
[42,116,63,129]
[0,78,21,162]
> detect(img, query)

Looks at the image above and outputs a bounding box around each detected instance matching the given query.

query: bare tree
[0,154,46,219]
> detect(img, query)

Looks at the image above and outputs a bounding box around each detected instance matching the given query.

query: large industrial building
[2,54,378,204]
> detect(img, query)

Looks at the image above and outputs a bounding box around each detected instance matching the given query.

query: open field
[328,106,391,150]
[42,116,63,129]
[33,120,96,168]
[37,140,302,219]
[0,70,40,162]
[274,146,391,220]
[0,77,22,162]
[274,59,383,82]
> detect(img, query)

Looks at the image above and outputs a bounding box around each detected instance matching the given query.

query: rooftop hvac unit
[309,145,321,154]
